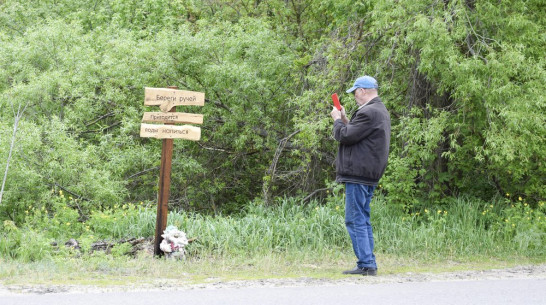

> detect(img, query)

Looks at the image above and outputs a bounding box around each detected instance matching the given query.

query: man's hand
[331,107,341,121]
[331,106,348,124]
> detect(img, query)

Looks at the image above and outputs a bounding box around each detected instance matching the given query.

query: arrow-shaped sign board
[144,87,205,112]
[140,123,201,141]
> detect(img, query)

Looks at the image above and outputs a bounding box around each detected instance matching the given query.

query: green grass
[0,252,540,287]
[0,194,544,287]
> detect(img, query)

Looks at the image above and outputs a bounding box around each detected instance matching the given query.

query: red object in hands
[331,93,341,111]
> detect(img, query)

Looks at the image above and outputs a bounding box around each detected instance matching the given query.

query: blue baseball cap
[346,76,379,93]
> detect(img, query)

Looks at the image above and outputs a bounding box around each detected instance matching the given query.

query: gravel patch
[2,264,545,295]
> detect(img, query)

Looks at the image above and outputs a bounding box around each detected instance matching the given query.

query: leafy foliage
[0,0,544,225]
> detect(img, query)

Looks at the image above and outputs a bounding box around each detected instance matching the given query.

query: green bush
[22,190,83,240]
[1,0,544,226]
[0,220,52,262]
[495,200,545,255]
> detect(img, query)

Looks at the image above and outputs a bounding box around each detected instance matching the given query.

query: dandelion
[437,210,442,214]
[335,206,340,210]
[425,209,429,214]
[59,190,63,196]
[66,222,71,226]
[69,196,73,201]
[518,197,522,201]
[506,193,510,197]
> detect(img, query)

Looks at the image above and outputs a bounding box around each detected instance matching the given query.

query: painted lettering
[156,95,177,102]
[179,96,197,102]
[162,128,189,134]
[151,114,178,121]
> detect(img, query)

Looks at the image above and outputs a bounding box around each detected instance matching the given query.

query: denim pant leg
[345,183,377,269]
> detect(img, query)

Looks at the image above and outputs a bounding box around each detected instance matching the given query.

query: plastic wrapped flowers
[159,225,189,260]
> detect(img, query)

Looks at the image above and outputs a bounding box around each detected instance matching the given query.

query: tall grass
[95,195,544,261]
[168,198,349,258]
[375,196,545,260]
[375,197,497,260]
[1,195,544,263]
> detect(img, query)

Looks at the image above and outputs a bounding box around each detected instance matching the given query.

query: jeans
[345,183,377,269]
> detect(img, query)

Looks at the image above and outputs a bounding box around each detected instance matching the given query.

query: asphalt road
[2,278,545,305]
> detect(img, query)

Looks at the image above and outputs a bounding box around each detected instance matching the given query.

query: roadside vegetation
[1,191,543,285]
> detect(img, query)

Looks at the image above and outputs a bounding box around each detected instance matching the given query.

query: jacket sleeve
[333,110,375,145]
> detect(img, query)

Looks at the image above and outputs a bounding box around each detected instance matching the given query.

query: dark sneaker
[342,267,377,276]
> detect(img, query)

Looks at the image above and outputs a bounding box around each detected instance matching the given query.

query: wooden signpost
[140,87,205,256]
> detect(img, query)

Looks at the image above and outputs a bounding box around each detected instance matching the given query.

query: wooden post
[153,86,177,256]
[142,86,204,257]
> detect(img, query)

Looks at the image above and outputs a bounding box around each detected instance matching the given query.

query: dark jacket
[333,97,391,185]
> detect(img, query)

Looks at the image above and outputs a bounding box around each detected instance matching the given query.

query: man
[330,75,391,276]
